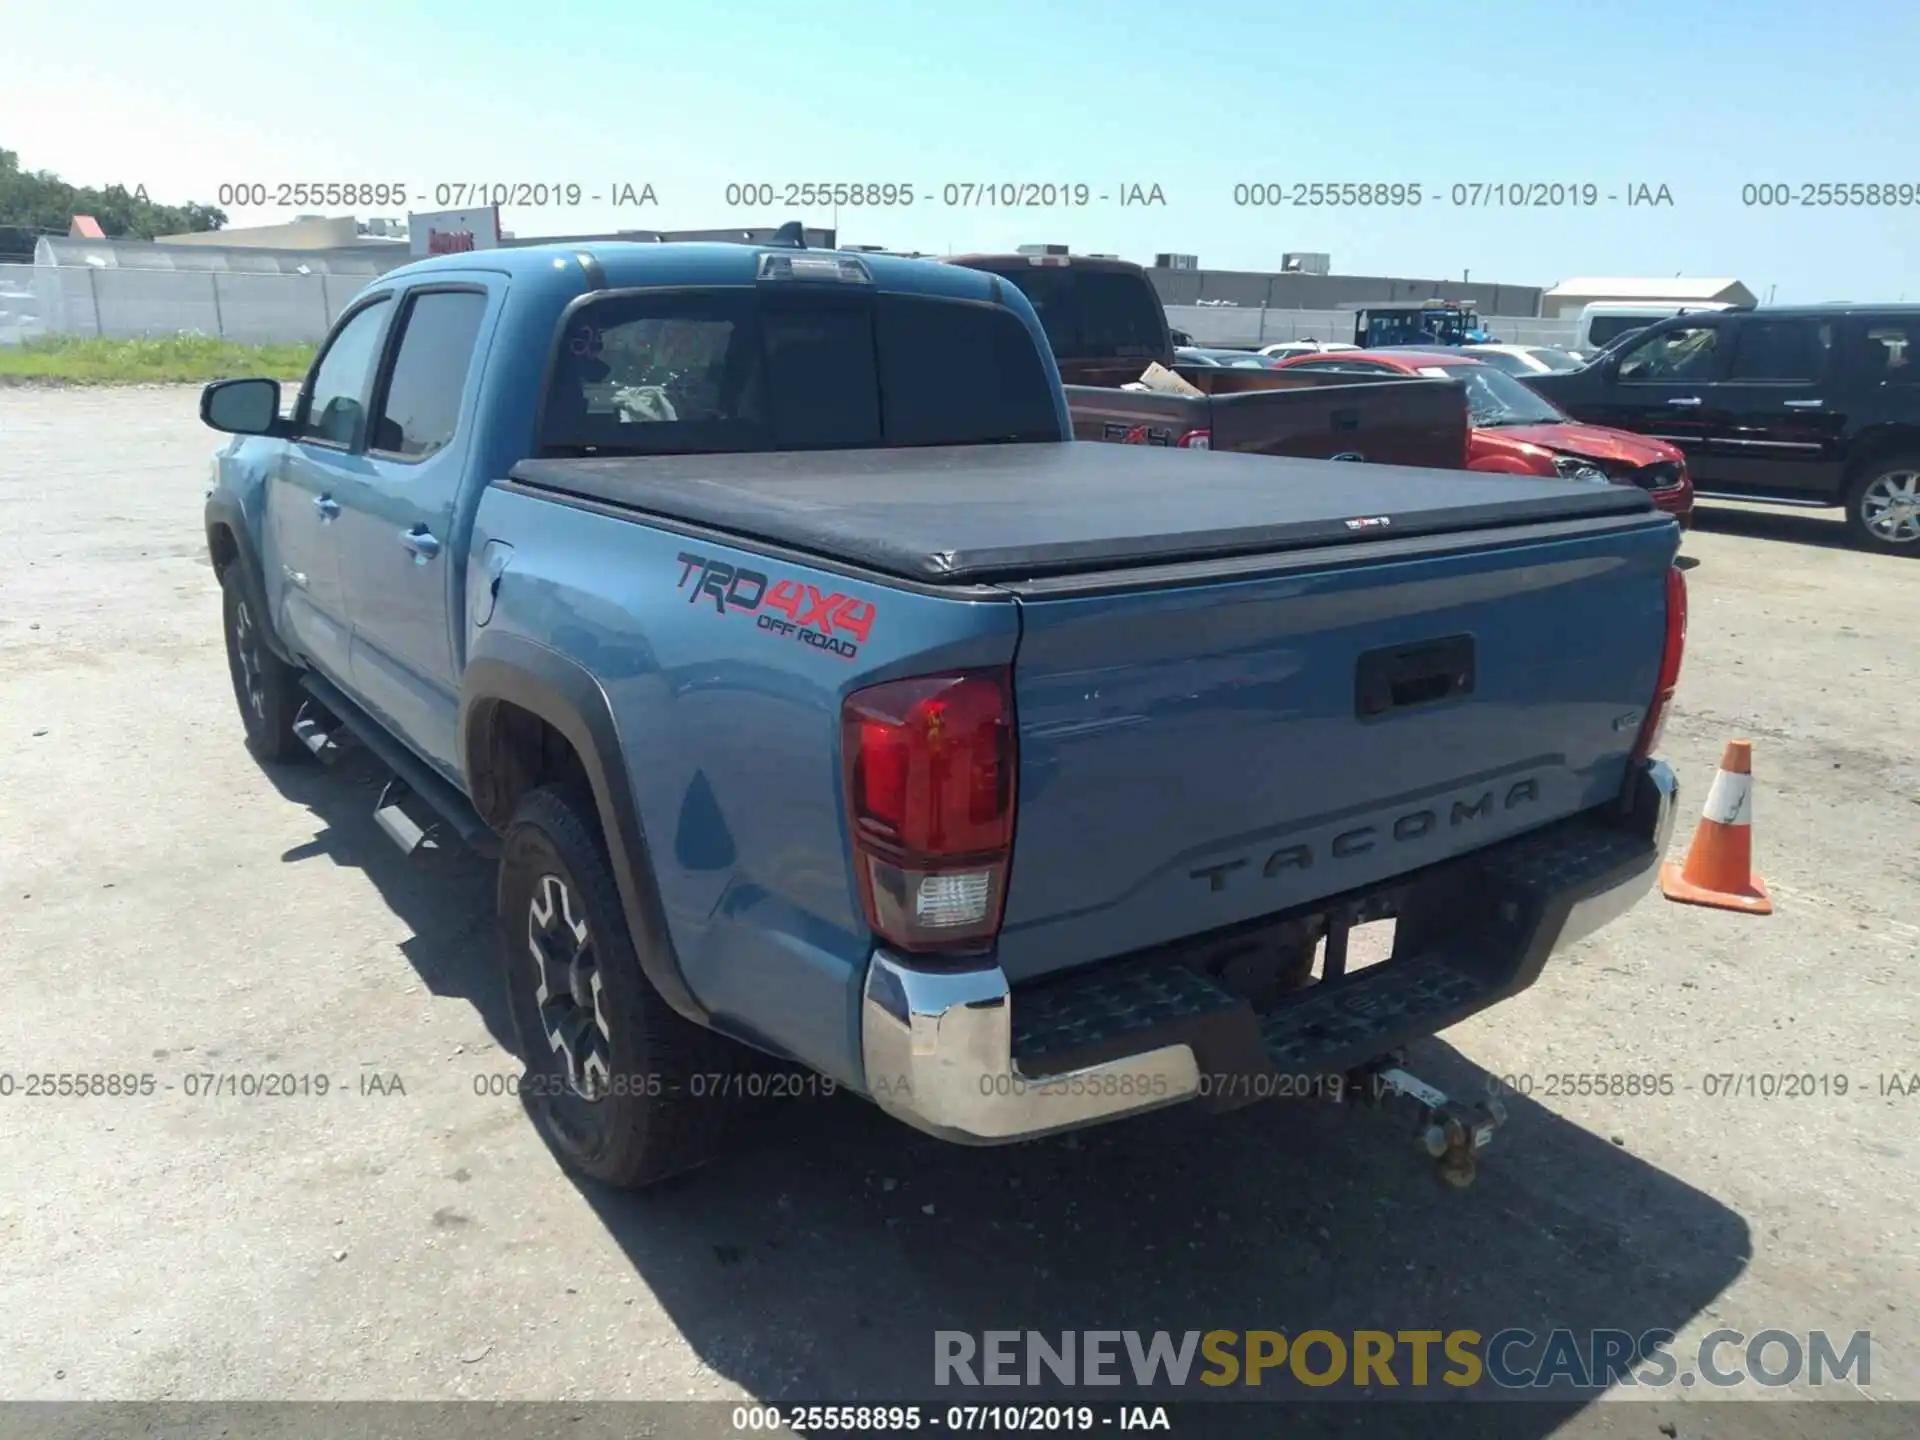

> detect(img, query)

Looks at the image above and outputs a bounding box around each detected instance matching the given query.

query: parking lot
[1,385,1916,1434]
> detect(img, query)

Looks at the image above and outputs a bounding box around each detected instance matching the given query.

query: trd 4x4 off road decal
[674,552,876,660]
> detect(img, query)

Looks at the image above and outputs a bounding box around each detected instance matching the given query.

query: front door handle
[1782,398,1825,409]
[313,494,341,519]
[1665,397,1703,407]
[400,527,442,561]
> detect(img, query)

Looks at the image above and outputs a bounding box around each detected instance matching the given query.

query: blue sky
[4,0,1914,300]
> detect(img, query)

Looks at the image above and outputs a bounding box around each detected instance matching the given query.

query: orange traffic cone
[1660,739,1772,914]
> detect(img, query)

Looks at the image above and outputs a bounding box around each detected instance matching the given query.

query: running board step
[296,672,500,859]
[373,777,438,856]
[292,699,351,763]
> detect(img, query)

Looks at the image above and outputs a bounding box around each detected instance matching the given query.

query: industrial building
[1538,276,1759,317]
[1145,263,1544,318]
[155,215,408,252]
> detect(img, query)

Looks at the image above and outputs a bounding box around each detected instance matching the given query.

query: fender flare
[205,493,296,665]
[460,634,709,1026]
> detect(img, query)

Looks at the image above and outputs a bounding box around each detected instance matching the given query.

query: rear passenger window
[1851,320,1920,384]
[370,291,488,458]
[1727,319,1832,382]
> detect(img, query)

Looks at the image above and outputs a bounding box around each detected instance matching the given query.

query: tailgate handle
[1356,635,1476,718]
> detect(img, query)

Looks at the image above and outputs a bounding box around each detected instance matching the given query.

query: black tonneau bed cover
[507,443,1657,585]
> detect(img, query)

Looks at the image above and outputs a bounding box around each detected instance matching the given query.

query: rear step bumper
[860,758,1677,1145]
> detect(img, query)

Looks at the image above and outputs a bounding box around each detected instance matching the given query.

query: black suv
[1523,305,1920,555]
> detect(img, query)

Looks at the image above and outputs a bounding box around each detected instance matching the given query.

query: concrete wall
[1,262,359,343]
[1,258,1576,349]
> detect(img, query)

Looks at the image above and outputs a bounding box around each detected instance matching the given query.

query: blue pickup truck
[201,236,1686,1191]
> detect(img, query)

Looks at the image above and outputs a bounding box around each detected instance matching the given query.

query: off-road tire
[221,565,304,764]
[498,784,738,1189]
[1843,454,1920,556]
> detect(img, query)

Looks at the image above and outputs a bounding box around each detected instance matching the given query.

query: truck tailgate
[1065,374,1467,469]
[993,518,1677,982]
[1207,376,1467,466]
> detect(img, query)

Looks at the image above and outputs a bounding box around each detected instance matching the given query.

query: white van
[1575,301,1736,353]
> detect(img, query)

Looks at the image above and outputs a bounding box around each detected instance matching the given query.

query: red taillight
[1176,429,1211,449]
[1632,565,1688,761]
[841,669,1016,954]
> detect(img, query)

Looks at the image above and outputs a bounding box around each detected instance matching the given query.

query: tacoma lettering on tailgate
[1189,777,1540,892]
[674,552,876,660]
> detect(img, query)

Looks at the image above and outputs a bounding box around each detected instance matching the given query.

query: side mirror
[201,378,285,436]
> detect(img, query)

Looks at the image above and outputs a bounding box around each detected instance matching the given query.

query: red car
[1273,348,1694,525]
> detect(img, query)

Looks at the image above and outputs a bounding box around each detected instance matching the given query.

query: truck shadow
[261,749,1752,1437]
[262,748,519,1055]
[568,1056,1752,1435]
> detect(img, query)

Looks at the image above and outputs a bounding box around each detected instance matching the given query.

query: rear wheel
[221,566,303,763]
[1844,456,1920,555]
[497,784,739,1189]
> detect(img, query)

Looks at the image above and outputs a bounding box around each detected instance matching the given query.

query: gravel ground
[0,387,1915,1438]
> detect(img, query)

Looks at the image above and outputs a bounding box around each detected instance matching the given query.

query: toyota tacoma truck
[943,251,1470,468]
[202,235,1685,1191]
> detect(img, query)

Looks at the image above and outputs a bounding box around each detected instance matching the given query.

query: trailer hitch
[1345,1053,1507,1189]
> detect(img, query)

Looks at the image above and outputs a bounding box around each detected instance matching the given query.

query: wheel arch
[1842,427,1920,486]
[461,635,710,1025]
[207,492,299,665]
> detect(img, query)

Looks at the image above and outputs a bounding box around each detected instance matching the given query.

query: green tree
[0,148,226,258]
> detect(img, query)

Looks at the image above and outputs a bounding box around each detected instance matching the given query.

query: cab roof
[372,240,1011,303]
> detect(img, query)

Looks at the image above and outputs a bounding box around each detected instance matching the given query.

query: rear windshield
[539,287,1063,455]
[965,265,1169,361]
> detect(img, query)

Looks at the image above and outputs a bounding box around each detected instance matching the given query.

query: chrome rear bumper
[1555,758,1679,949]
[859,759,1678,1146]
[860,955,1202,1145]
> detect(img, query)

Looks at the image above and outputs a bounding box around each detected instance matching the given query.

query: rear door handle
[1665,397,1703,407]
[313,494,340,519]
[400,527,442,561]
[1782,398,1825,408]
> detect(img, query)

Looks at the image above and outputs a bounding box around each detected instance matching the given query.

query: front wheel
[1844,457,1920,555]
[221,566,303,763]
[497,784,740,1189]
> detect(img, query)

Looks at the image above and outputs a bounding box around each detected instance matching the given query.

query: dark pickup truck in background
[945,252,1469,470]
[1521,303,1920,555]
